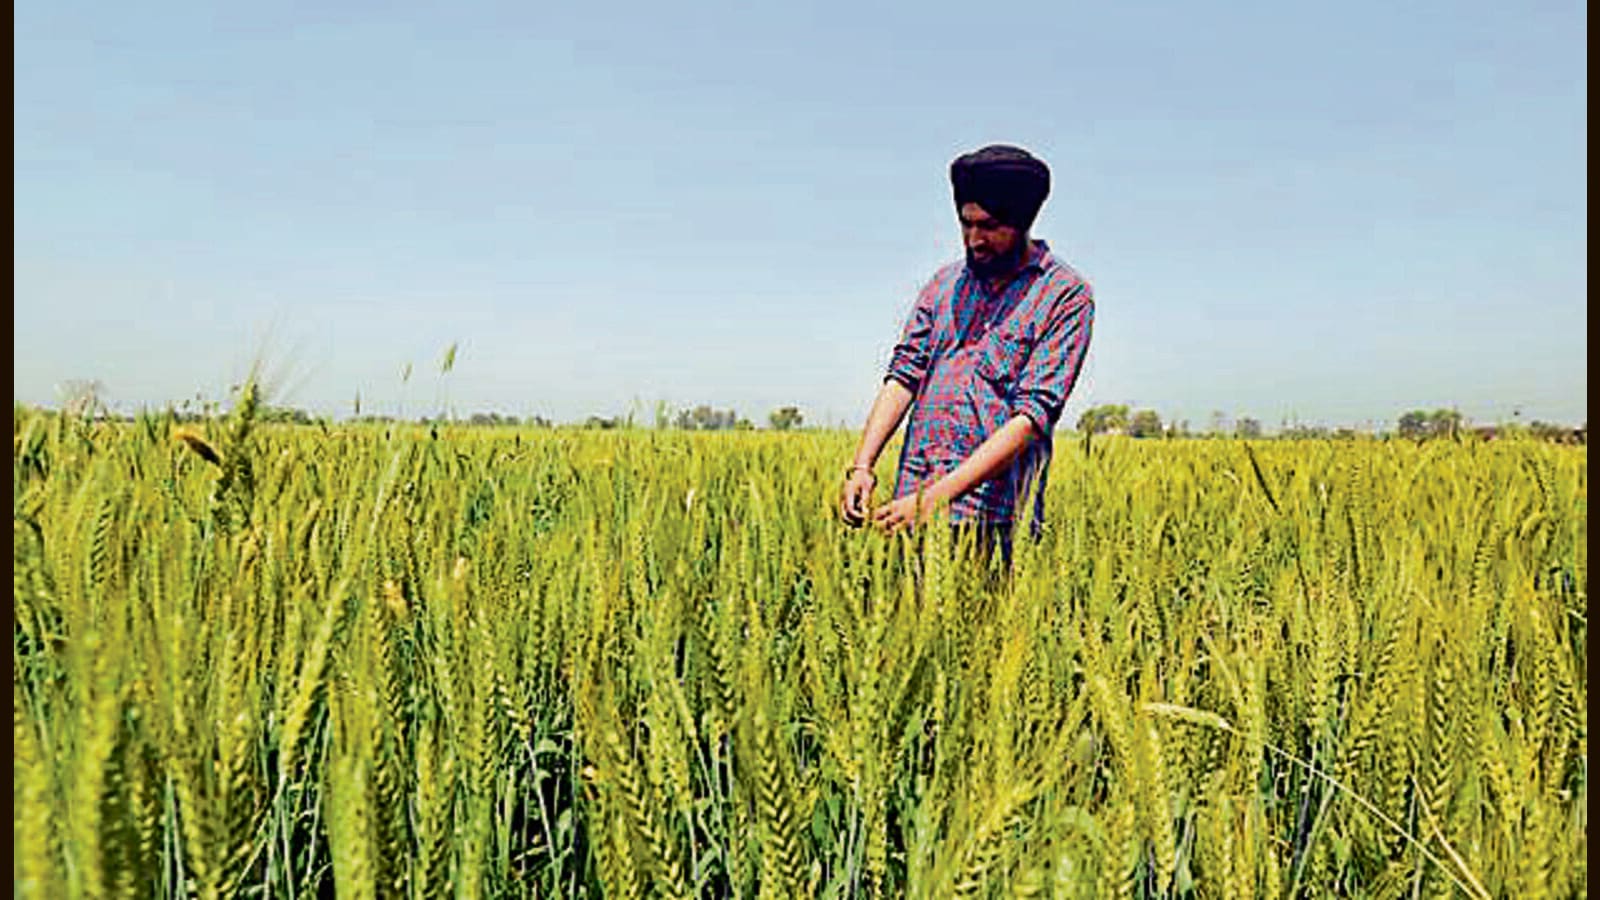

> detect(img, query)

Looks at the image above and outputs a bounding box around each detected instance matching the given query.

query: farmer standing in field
[839,144,1094,562]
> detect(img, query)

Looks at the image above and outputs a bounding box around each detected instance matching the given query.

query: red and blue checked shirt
[886,240,1094,530]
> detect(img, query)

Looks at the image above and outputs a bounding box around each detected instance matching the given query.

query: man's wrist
[922,478,954,505]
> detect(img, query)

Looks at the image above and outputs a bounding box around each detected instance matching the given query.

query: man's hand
[839,469,877,527]
[841,382,915,527]
[872,492,939,533]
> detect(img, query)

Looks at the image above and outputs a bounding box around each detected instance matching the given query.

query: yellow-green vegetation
[13,396,1587,898]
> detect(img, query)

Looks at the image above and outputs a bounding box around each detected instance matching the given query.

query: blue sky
[15,1,1587,430]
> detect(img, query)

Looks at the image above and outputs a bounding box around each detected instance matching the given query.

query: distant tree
[1398,410,1429,439]
[769,406,804,431]
[1429,408,1463,439]
[1128,409,1163,439]
[1076,404,1130,435]
[1398,408,1463,440]
[584,415,620,430]
[1208,410,1228,437]
[1165,419,1191,438]
[1280,424,1330,440]
[1235,417,1263,439]
[675,405,745,431]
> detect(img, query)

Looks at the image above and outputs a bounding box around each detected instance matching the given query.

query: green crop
[13,403,1587,898]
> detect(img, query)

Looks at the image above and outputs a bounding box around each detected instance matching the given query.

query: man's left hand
[872,493,939,533]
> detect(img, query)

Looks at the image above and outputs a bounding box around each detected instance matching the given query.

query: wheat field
[12,394,1587,898]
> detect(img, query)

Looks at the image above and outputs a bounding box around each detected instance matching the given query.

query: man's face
[960,202,1025,276]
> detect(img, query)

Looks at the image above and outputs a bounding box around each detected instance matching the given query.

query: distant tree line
[1075,405,1261,439]
[341,404,805,431]
[1396,408,1463,440]
[24,384,1588,444]
[673,405,752,431]
[1071,404,1585,444]
[1395,408,1584,444]
[464,411,553,428]
[662,404,805,431]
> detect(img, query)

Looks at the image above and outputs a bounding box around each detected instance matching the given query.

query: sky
[14,1,1588,431]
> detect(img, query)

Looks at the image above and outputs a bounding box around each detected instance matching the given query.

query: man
[838,144,1094,559]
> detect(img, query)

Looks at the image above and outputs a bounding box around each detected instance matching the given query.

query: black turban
[950,145,1051,230]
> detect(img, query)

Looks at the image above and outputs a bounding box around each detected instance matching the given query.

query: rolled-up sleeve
[885,277,943,392]
[1013,283,1094,436]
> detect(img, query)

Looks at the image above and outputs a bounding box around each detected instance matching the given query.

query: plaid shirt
[885,240,1094,530]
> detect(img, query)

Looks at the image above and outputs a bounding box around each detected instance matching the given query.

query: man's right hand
[839,468,877,527]
[841,380,913,527]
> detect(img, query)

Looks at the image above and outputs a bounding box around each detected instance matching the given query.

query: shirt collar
[1024,239,1051,271]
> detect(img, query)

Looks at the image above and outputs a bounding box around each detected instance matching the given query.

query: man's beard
[966,240,1027,279]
